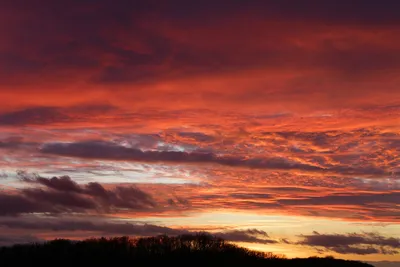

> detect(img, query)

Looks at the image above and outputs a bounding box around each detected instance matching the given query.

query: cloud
[368,261,400,267]
[0,234,43,247]
[176,132,215,143]
[148,0,400,25]
[0,216,277,245]
[0,137,26,149]
[0,104,117,126]
[0,1,399,258]
[39,140,398,177]
[39,140,326,172]
[0,53,45,79]
[39,175,156,210]
[0,194,54,216]
[2,0,400,97]
[215,229,277,244]
[299,232,400,255]
[278,192,400,206]
[0,218,187,237]
[331,246,382,255]
[23,188,97,210]
[0,107,68,125]
[25,175,82,192]
[0,175,157,215]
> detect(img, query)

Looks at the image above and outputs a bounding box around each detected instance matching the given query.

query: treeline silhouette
[0,234,373,267]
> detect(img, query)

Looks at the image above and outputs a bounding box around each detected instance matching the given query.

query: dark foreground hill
[0,234,373,267]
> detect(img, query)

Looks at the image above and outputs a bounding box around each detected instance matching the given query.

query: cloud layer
[299,232,400,255]
[0,0,399,263]
[0,175,158,216]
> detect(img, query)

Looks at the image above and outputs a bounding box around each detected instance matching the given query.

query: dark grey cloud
[0,53,45,76]
[40,140,395,176]
[279,192,400,206]
[265,187,315,193]
[0,107,68,125]
[0,234,43,247]
[0,216,277,245]
[0,218,187,237]
[332,246,397,255]
[39,140,324,172]
[176,132,215,143]
[2,0,400,87]
[152,0,400,24]
[0,175,157,216]
[216,229,277,245]
[0,194,55,216]
[26,175,82,192]
[112,133,162,151]
[30,175,156,210]
[299,231,400,255]
[0,137,27,149]
[5,0,400,24]
[23,188,97,210]
[368,261,400,267]
[332,246,381,255]
[0,104,117,125]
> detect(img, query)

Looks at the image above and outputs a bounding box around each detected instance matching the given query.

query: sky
[0,0,399,265]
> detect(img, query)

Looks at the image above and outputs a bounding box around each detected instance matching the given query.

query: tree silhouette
[0,234,374,267]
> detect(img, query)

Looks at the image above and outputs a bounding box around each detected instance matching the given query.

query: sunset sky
[0,1,399,266]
